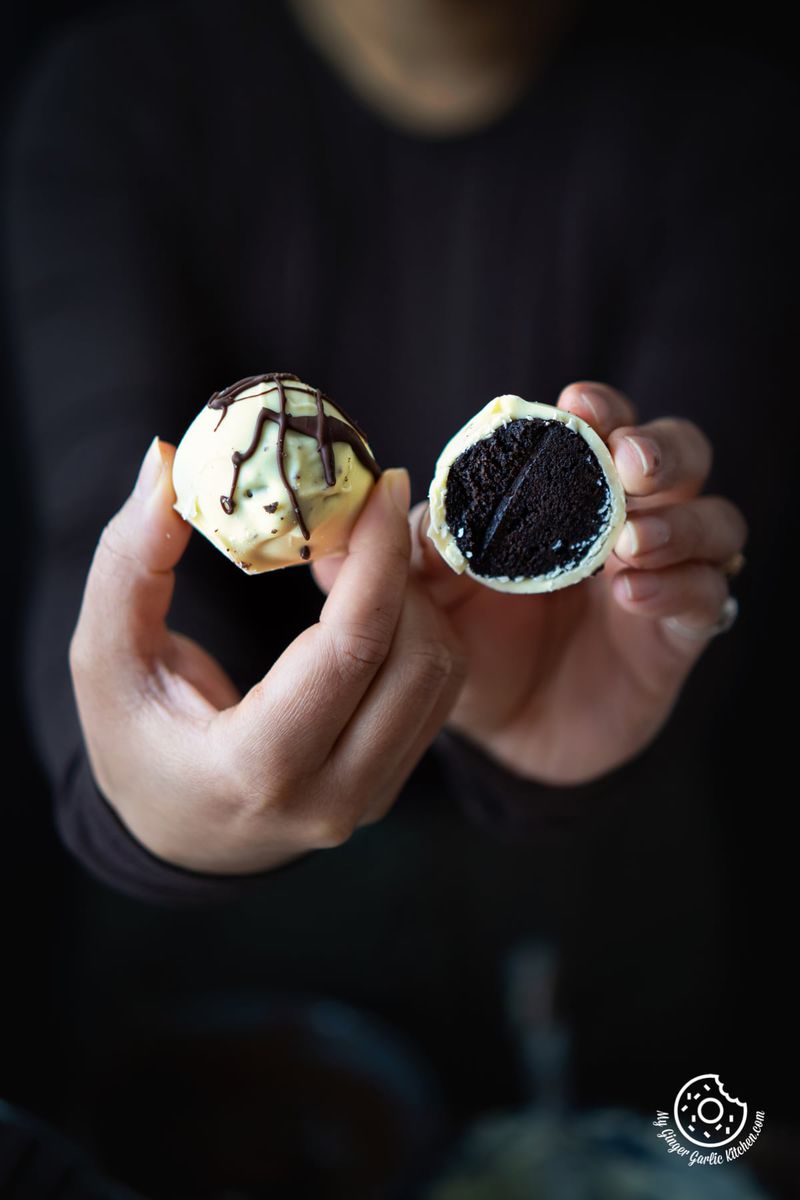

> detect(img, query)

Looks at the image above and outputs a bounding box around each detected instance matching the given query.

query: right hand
[69,437,466,874]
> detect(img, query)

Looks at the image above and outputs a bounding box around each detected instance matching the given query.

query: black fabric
[0,1102,139,1199]
[3,0,797,906]
[56,752,319,907]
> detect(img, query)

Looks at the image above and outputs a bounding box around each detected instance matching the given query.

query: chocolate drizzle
[207,373,382,544]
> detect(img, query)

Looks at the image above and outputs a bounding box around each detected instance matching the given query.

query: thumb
[309,553,346,597]
[75,437,192,664]
[408,499,482,610]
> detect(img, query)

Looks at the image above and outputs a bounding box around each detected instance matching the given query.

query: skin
[70,449,466,872]
[289,0,577,135]
[69,3,748,867]
[314,383,748,785]
[71,383,746,871]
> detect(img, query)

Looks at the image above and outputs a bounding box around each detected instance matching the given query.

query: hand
[406,382,748,785]
[69,438,465,874]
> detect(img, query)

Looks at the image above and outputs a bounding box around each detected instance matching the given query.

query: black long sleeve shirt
[4,0,797,906]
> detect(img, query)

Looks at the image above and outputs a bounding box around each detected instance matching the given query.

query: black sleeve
[429,51,799,835]
[3,16,288,907]
[432,726,651,840]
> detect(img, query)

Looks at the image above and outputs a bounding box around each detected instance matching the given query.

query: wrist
[89,769,309,877]
[58,753,313,907]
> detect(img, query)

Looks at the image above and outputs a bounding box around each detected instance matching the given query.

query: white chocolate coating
[172,378,378,574]
[427,395,626,594]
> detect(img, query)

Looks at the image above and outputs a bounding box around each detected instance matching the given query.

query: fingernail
[617,516,670,558]
[624,435,660,477]
[381,468,410,516]
[623,572,660,601]
[578,388,603,424]
[135,436,164,498]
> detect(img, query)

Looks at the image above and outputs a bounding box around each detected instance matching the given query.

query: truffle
[427,395,626,594]
[172,373,381,574]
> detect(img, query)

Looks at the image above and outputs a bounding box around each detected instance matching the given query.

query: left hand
[314,382,747,785]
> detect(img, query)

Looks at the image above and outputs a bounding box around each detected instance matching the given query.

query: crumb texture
[444,418,611,579]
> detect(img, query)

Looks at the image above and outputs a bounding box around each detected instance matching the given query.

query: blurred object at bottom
[0,1099,141,1199]
[504,940,570,1114]
[424,1108,771,1200]
[421,941,773,1199]
[83,992,445,1200]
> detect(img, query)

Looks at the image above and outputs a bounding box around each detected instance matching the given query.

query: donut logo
[673,1074,748,1148]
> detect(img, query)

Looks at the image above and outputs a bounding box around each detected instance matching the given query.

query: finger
[408,499,484,612]
[613,496,748,571]
[612,562,730,644]
[309,552,346,597]
[329,582,467,828]
[356,657,467,828]
[227,468,413,773]
[72,437,192,671]
[556,380,638,438]
[608,417,712,501]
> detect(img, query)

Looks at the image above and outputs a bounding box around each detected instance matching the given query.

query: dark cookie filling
[444,417,611,579]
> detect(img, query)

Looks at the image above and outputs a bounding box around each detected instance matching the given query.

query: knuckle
[697,562,728,605]
[331,624,391,680]
[96,514,139,578]
[214,729,271,812]
[593,381,633,414]
[224,739,315,826]
[307,812,355,850]
[97,516,125,559]
[682,504,706,557]
[720,497,749,547]
[230,771,265,815]
[449,644,469,686]
[229,755,286,818]
[676,417,713,470]
[407,639,456,689]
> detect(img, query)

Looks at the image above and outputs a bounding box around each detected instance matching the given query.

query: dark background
[1,3,798,1198]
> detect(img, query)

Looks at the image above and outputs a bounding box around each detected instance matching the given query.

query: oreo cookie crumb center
[445,418,611,580]
[427,394,626,594]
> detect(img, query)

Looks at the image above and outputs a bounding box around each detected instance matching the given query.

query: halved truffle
[427,395,626,594]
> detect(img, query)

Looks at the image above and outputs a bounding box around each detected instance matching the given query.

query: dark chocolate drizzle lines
[207,373,381,544]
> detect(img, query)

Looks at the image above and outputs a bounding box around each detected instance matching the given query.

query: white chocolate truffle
[427,395,626,594]
[172,373,380,574]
